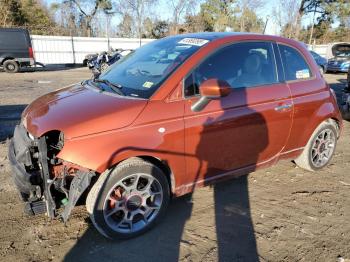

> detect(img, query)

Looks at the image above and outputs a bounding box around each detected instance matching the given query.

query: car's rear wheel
[3,60,19,73]
[86,157,170,239]
[295,121,337,171]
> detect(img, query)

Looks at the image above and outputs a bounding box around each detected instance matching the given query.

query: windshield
[310,51,320,59]
[332,44,350,58]
[99,36,209,98]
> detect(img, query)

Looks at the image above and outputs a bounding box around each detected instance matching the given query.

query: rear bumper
[327,65,349,72]
[17,58,35,66]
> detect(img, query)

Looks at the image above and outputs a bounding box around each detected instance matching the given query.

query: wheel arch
[298,102,342,148]
[136,155,175,196]
[57,139,180,194]
[97,155,176,197]
[329,117,341,137]
[1,57,16,65]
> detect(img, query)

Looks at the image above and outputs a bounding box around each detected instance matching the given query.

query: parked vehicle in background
[0,28,35,73]
[88,51,109,70]
[8,33,343,240]
[341,67,350,120]
[326,43,350,73]
[83,53,98,67]
[89,49,133,73]
[309,50,327,74]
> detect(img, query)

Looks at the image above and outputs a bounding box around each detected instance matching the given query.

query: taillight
[28,47,34,59]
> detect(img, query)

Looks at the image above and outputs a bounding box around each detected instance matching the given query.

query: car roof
[165,32,302,46]
[0,28,29,33]
[167,32,257,41]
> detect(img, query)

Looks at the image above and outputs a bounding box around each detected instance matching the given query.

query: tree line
[0,0,349,44]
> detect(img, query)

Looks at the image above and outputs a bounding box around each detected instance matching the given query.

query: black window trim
[273,42,286,83]
[183,40,282,98]
[276,42,316,83]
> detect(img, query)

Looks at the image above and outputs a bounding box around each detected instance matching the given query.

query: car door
[277,43,327,152]
[183,41,293,186]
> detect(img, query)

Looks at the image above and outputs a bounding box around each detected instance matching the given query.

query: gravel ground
[0,68,349,262]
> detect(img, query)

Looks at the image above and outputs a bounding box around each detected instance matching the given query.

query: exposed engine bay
[8,124,95,222]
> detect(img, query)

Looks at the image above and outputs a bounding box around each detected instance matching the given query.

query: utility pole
[105,11,116,51]
[106,13,110,51]
[263,16,270,34]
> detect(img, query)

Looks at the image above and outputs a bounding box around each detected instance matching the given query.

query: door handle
[274,104,292,111]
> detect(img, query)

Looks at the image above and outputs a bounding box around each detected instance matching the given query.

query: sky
[44,0,317,36]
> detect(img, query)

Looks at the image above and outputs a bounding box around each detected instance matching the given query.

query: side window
[279,44,312,81]
[184,41,278,96]
[0,31,27,49]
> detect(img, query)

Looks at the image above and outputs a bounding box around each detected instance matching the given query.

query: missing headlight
[45,131,64,163]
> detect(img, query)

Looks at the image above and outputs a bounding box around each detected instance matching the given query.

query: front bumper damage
[8,124,95,222]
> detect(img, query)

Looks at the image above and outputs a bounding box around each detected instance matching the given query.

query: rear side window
[185,41,278,96]
[0,31,28,49]
[279,44,312,81]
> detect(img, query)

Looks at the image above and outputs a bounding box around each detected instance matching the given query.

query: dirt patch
[0,70,349,261]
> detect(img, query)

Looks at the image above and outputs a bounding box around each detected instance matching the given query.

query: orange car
[8,33,342,239]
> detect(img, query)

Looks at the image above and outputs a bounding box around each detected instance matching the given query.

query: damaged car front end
[7,81,148,224]
[8,124,95,222]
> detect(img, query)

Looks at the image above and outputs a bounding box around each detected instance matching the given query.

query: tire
[86,157,170,239]
[295,121,337,172]
[3,60,19,73]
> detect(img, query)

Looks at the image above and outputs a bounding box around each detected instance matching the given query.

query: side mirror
[191,79,231,112]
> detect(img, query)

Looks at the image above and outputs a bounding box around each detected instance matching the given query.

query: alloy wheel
[310,128,336,168]
[103,173,163,233]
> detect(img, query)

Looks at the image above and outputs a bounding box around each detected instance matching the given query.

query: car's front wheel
[295,121,337,171]
[86,157,170,239]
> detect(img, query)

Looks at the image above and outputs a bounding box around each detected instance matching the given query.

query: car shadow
[64,82,266,261]
[64,175,256,262]
[0,104,27,141]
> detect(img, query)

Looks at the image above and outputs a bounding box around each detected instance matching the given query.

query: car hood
[22,83,147,139]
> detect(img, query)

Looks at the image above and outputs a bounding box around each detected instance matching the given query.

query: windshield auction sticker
[143,81,154,88]
[178,38,209,46]
[296,69,310,79]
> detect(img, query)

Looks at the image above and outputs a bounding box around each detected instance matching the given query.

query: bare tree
[119,0,158,45]
[169,0,196,34]
[237,0,264,32]
[272,0,299,38]
[117,13,135,37]
[68,0,113,37]
[0,4,12,26]
[236,0,264,32]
